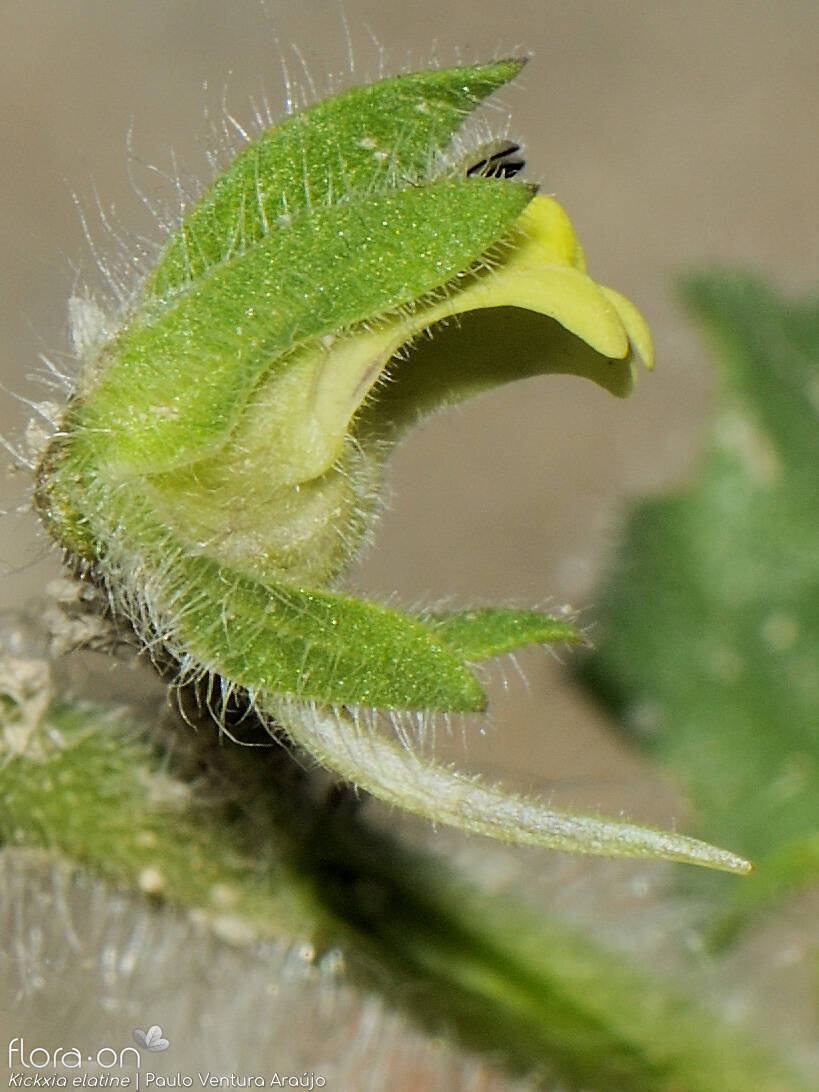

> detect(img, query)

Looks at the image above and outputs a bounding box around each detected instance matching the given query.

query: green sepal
[32,468,486,713]
[174,579,581,713]
[81,179,533,476]
[425,607,580,661]
[145,59,527,298]
[173,555,487,712]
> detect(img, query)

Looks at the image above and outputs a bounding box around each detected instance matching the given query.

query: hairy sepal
[271,699,753,874]
[145,59,528,297]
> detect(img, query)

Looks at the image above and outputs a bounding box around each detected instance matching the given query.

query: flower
[33,61,747,873]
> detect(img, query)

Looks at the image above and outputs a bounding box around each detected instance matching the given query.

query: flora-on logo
[8,1038,140,1070]
[132,1026,169,1052]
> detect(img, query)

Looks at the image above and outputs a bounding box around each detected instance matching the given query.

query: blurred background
[0,1,816,1082]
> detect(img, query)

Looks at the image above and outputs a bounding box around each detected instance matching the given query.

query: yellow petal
[435,263,630,361]
[514,194,586,270]
[600,285,656,370]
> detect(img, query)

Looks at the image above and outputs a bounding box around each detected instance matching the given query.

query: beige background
[0,1,817,1082]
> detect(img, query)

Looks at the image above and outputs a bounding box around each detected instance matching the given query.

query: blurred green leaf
[578,272,819,933]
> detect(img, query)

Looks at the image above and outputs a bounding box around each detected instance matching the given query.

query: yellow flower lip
[598,283,655,370]
[351,194,655,412]
[461,194,655,370]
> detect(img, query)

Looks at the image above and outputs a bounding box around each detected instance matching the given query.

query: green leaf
[578,272,819,927]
